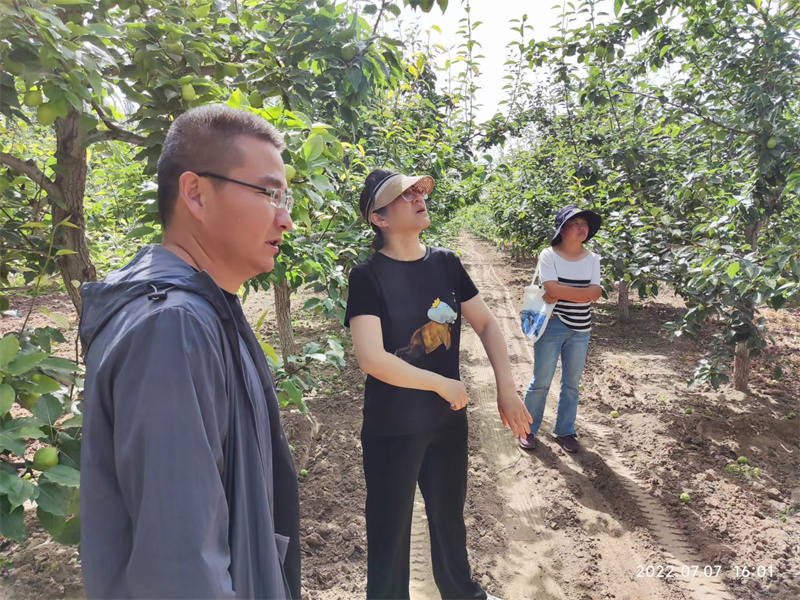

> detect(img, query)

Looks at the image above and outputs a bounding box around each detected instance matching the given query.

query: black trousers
[361,415,486,600]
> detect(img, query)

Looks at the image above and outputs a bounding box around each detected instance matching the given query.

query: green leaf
[0,384,14,417]
[303,298,322,310]
[0,335,20,370]
[614,0,623,16]
[260,342,279,364]
[0,496,25,543]
[55,249,77,256]
[32,394,63,428]
[302,134,325,162]
[29,374,62,394]
[36,482,73,516]
[0,472,39,511]
[727,263,741,278]
[60,415,83,429]
[7,352,47,376]
[194,3,211,18]
[282,380,303,404]
[58,438,81,470]
[17,426,46,439]
[54,516,80,545]
[126,225,155,239]
[47,313,71,330]
[42,465,81,488]
[37,505,66,538]
[0,424,26,456]
[39,357,80,376]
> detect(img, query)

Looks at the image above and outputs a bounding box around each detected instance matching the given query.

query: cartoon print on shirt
[396,298,457,363]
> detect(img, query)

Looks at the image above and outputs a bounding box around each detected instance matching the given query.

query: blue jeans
[523,316,590,438]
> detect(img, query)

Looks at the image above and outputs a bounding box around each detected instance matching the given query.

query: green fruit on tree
[165,41,184,54]
[224,63,238,78]
[181,84,197,101]
[299,261,314,275]
[33,447,58,471]
[17,392,40,411]
[37,103,58,126]
[248,91,263,108]
[611,411,620,418]
[737,456,748,465]
[24,89,43,108]
[341,45,356,62]
[679,493,690,504]
[285,164,296,182]
[299,469,308,477]
[766,138,777,149]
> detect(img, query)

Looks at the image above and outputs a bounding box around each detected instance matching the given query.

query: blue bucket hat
[552,205,602,245]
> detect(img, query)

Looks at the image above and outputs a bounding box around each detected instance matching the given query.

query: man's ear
[177,172,205,222]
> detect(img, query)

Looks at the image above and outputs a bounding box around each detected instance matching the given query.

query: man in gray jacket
[80,104,299,598]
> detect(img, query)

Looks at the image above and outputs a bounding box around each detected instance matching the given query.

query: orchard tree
[0,0,459,545]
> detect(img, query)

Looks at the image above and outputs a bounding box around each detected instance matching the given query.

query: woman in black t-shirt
[345,169,532,600]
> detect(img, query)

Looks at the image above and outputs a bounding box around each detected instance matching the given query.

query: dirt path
[452,234,736,600]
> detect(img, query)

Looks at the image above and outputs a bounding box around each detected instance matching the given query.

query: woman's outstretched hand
[497,383,532,438]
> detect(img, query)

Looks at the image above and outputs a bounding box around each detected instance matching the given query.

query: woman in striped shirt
[519,206,602,453]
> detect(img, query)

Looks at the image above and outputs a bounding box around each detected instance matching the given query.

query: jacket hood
[79,245,233,353]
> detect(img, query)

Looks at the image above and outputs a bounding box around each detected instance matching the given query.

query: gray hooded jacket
[79,245,300,599]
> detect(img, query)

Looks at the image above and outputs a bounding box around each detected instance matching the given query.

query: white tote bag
[520,260,555,343]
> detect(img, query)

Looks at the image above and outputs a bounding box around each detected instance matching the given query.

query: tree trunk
[53,108,95,312]
[744,220,761,251]
[733,220,761,393]
[274,278,297,367]
[618,280,631,322]
[734,341,750,393]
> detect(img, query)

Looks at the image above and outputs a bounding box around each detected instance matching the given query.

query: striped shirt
[539,247,601,332]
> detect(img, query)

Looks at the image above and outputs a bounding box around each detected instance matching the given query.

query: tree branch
[371,0,389,38]
[90,101,147,147]
[0,151,61,200]
[609,87,756,136]
[85,128,147,147]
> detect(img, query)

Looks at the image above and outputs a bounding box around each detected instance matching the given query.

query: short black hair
[157,104,286,227]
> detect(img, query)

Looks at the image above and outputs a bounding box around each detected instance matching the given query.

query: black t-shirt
[344,246,479,436]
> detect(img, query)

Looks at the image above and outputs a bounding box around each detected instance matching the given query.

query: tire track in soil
[458,234,734,600]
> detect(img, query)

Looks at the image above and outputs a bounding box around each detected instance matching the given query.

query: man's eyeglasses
[197,172,294,212]
[399,188,428,202]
